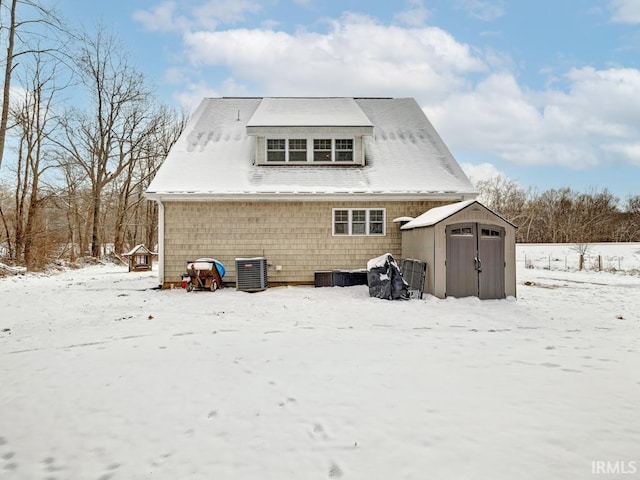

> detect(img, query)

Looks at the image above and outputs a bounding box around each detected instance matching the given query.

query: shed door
[446,223,478,298]
[446,223,505,299]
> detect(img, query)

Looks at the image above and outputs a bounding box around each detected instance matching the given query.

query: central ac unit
[235,257,268,292]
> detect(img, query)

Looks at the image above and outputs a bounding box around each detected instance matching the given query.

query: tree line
[0,0,187,270]
[475,175,640,243]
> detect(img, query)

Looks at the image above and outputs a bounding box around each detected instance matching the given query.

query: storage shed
[401,200,516,299]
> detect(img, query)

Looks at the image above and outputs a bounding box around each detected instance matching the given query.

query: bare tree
[0,181,13,258]
[0,0,67,172]
[474,174,537,240]
[617,195,640,242]
[572,188,618,243]
[8,52,67,268]
[58,26,151,257]
[474,178,627,245]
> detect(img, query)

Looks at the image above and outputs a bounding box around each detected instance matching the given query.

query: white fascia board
[145,192,477,203]
[246,126,374,136]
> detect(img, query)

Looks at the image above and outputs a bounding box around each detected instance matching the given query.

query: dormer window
[265,137,356,163]
[267,139,285,162]
[289,139,307,162]
[313,139,353,162]
[267,139,308,162]
[335,139,353,162]
[246,98,373,166]
[314,139,332,162]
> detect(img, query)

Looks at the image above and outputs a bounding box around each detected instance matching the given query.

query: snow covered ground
[1,244,639,480]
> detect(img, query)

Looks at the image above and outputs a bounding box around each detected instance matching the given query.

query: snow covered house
[145,97,477,288]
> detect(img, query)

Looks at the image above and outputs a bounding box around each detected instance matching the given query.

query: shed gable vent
[235,257,268,292]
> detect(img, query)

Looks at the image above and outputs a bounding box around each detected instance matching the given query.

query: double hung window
[265,138,355,163]
[267,138,307,162]
[314,139,353,162]
[333,208,385,236]
[335,139,353,162]
[313,139,332,162]
[288,139,307,162]
[266,139,286,162]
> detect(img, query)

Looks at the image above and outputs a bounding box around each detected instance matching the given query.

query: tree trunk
[0,0,17,172]
[23,184,39,270]
[90,189,101,257]
[0,203,14,259]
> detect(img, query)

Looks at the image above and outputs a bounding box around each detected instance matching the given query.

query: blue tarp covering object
[187,258,226,278]
[366,253,409,300]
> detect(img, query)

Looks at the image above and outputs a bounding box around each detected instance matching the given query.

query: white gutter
[145,191,479,203]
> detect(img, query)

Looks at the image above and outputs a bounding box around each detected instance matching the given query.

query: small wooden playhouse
[401,200,516,299]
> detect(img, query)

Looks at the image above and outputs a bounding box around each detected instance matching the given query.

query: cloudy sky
[55,0,640,199]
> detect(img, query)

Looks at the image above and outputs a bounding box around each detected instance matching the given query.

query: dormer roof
[246,97,374,128]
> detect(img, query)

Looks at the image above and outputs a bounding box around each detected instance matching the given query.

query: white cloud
[181,13,486,98]
[192,0,262,26]
[460,162,506,183]
[133,1,184,32]
[393,0,431,27]
[428,66,640,170]
[170,77,251,111]
[172,81,221,112]
[609,0,640,24]
[602,143,640,166]
[453,0,506,21]
[133,0,262,32]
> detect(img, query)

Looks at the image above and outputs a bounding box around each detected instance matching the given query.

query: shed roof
[146,97,476,199]
[401,200,516,230]
[123,244,156,256]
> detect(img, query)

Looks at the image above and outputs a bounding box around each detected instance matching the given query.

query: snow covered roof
[146,97,476,199]
[246,97,373,127]
[401,200,516,229]
[123,244,156,256]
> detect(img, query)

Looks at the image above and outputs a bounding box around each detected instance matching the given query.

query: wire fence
[516,243,640,273]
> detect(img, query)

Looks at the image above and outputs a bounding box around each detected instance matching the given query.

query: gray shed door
[446,223,505,299]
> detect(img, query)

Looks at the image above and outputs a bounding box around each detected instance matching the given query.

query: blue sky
[53,0,640,200]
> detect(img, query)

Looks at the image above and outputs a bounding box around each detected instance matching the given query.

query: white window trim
[332,208,386,236]
[265,136,355,163]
